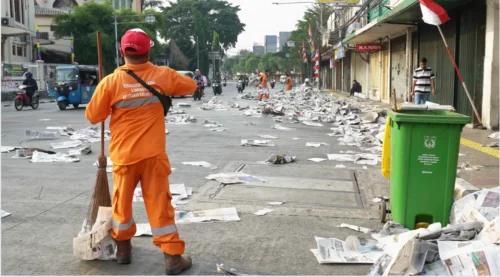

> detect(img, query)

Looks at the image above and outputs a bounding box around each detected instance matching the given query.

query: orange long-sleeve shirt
[85,62,196,165]
[260,73,268,88]
[286,77,292,91]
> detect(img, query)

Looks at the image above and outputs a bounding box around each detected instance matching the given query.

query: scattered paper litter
[31,151,79,163]
[485,141,499,147]
[202,120,223,128]
[272,124,294,131]
[268,201,285,206]
[243,121,257,126]
[25,129,58,139]
[302,121,323,127]
[177,103,191,107]
[292,137,300,140]
[241,139,275,147]
[308,158,326,163]
[216,263,247,276]
[166,129,169,134]
[50,140,83,149]
[182,161,217,170]
[176,207,241,224]
[306,142,329,147]
[39,118,51,121]
[68,145,92,156]
[254,209,273,216]
[487,132,499,139]
[260,135,278,139]
[1,210,11,218]
[459,153,465,156]
[134,223,152,236]
[266,154,295,164]
[210,127,226,132]
[338,223,376,234]
[206,172,264,184]
[327,154,356,162]
[311,236,383,264]
[1,146,16,153]
[372,196,389,203]
[335,164,347,168]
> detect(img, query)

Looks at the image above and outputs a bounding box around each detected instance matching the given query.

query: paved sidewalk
[325,89,499,190]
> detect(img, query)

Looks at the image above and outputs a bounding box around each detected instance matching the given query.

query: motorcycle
[213,82,222,95]
[193,81,204,101]
[270,80,276,89]
[237,80,244,93]
[222,79,227,87]
[14,85,39,111]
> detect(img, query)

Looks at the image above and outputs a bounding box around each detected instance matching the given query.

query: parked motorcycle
[270,79,276,89]
[193,81,204,101]
[14,85,39,111]
[237,80,244,93]
[223,79,227,87]
[213,82,222,95]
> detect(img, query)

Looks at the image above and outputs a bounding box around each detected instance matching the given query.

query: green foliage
[52,1,163,74]
[161,0,245,73]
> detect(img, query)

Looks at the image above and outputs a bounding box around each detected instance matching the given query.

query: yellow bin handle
[381,117,391,179]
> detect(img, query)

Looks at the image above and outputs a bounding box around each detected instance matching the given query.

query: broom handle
[96,32,105,157]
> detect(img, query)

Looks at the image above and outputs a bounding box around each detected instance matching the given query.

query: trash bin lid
[387,110,471,125]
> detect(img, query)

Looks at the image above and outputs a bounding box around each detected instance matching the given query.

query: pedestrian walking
[411,57,436,104]
[258,69,270,101]
[85,28,196,275]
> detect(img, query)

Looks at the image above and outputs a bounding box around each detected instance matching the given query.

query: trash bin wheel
[379,201,388,223]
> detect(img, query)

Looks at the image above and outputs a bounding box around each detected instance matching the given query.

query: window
[40,32,49,40]
[10,0,24,24]
[17,46,23,56]
[12,45,16,56]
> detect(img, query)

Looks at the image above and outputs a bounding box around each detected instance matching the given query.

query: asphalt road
[1,81,387,275]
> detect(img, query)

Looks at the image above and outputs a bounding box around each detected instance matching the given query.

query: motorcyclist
[22,72,38,104]
[193,69,205,95]
[237,74,246,90]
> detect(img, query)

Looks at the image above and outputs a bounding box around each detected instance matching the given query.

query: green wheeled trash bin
[386,110,470,229]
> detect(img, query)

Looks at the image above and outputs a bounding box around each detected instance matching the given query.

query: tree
[53,1,163,74]
[161,0,245,72]
[141,0,164,11]
[211,31,221,77]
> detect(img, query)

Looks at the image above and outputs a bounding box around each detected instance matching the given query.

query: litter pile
[311,187,500,276]
[266,154,295,164]
[167,114,197,124]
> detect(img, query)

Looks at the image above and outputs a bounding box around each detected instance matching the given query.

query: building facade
[253,45,265,56]
[264,35,277,53]
[278,31,292,51]
[321,0,498,130]
[1,0,36,63]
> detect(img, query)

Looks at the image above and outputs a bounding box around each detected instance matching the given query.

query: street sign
[208,51,221,59]
[287,41,295,47]
[356,44,382,52]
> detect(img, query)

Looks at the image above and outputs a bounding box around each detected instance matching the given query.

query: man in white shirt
[411,58,436,104]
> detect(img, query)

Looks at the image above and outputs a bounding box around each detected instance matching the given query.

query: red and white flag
[314,49,319,80]
[419,0,450,25]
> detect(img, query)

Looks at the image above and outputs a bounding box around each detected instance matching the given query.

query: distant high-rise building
[264,35,277,53]
[253,45,265,56]
[278,32,292,51]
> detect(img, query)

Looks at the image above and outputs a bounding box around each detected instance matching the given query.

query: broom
[87,31,111,226]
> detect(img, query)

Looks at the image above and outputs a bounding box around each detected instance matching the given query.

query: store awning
[342,19,413,44]
[41,44,71,55]
[378,0,474,24]
[1,26,29,37]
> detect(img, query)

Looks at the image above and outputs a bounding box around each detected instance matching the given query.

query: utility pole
[114,13,119,68]
[196,35,200,69]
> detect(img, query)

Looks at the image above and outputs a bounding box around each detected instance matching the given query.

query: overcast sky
[161,0,310,55]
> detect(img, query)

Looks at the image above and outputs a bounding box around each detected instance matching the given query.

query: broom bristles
[87,155,112,226]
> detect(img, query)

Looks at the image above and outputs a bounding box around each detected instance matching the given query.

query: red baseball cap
[120,28,154,55]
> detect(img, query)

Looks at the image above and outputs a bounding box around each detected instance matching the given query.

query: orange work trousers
[111,152,185,255]
[258,88,270,101]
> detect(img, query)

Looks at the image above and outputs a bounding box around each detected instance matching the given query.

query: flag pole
[436,25,482,124]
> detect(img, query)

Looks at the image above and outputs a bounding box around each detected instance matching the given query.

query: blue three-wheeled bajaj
[52,65,98,110]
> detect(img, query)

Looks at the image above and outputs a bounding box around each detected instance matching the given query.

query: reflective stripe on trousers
[112,217,135,231]
[114,96,160,108]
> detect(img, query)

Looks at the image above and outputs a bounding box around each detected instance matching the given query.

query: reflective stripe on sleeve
[151,224,178,236]
[112,217,135,231]
[114,96,160,108]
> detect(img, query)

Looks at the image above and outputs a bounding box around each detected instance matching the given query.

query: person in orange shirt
[85,28,196,275]
[285,73,293,92]
[258,69,270,101]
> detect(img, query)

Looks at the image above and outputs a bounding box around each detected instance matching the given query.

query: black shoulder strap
[123,69,162,98]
